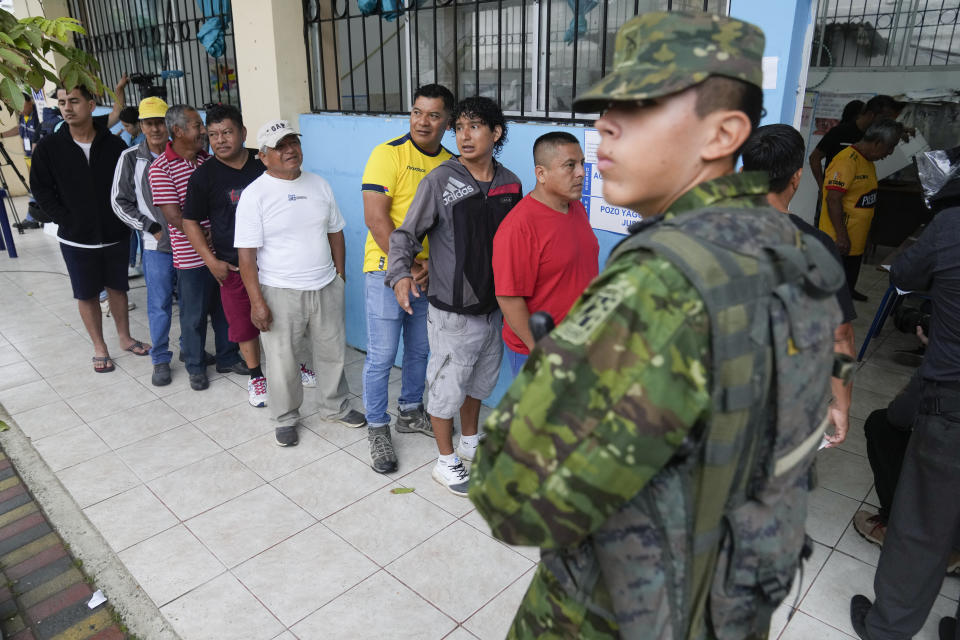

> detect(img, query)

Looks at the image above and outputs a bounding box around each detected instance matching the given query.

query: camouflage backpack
[584,206,844,639]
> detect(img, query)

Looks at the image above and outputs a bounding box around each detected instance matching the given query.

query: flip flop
[124,340,151,356]
[92,356,115,373]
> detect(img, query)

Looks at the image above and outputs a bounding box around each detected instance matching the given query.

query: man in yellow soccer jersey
[819,119,903,302]
[360,84,455,473]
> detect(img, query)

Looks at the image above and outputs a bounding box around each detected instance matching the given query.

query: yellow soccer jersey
[819,146,878,257]
[361,133,452,272]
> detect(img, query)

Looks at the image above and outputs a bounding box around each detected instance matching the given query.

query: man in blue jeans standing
[360,84,455,473]
[111,97,179,385]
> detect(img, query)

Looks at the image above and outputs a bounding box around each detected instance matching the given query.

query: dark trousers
[843,254,864,296]
[865,380,960,639]
[864,372,921,520]
[177,267,240,375]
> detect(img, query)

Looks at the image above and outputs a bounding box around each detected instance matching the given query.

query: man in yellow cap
[470,11,846,640]
[110,96,179,386]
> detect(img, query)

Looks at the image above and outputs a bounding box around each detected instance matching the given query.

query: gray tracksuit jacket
[386,157,522,315]
[110,139,171,253]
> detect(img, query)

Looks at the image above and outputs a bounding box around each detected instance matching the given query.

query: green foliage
[0,9,107,114]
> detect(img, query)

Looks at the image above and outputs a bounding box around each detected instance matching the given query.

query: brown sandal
[124,340,151,356]
[92,356,115,373]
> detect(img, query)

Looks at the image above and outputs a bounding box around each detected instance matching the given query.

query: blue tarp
[196,0,232,58]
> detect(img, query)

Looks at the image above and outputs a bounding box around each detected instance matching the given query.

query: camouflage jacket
[470,172,772,639]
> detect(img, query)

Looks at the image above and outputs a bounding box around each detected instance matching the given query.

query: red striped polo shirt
[148,142,211,269]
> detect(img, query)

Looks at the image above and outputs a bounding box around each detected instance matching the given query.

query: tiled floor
[0,212,956,639]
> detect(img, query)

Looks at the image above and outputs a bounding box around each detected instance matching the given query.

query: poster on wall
[582,129,640,236]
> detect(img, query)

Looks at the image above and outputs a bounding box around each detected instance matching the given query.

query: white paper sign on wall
[582,129,641,236]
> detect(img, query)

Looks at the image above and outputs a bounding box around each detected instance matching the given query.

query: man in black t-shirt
[742,124,857,446]
[182,104,271,408]
[808,94,902,194]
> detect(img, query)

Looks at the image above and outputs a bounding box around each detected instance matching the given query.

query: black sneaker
[189,372,209,391]
[151,362,172,387]
[275,425,299,447]
[396,405,433,437]
[14,220,40,230]
[335,409,367,428]
[850,594,874,640]
[180,351,216,366]
[852,290,869,302]
[368,426,398,473]
[216,360,251,375]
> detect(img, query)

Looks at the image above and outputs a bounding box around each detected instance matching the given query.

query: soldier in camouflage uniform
[470,11,846,640]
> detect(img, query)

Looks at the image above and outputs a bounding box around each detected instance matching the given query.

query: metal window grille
[68,0,241,109]
[303,0,726,122]
[812,0,960,68]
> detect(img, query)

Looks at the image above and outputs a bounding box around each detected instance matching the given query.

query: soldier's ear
[699,109,752,165]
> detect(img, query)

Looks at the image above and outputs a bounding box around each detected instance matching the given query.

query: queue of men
[23,8,959,638]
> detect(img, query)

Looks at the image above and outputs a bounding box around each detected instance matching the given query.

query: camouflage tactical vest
[538,205,844,640]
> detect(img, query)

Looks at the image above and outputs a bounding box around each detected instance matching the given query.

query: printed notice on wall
[582,129,641,236]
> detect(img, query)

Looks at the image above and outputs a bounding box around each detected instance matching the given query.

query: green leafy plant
[0,9,107,113]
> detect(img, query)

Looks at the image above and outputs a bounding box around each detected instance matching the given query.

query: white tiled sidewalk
[0,213,956,639]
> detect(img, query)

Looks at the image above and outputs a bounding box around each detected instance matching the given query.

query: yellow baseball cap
[138,96,168,120]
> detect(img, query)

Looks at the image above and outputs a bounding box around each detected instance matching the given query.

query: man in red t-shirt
[493,131,599,376]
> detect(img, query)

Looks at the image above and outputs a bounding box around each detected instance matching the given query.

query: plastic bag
[916,148,960,206]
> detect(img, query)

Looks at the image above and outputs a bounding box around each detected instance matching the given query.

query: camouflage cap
[573,11,765,112]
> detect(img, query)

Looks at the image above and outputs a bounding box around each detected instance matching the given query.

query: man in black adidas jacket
[30,85,150,373]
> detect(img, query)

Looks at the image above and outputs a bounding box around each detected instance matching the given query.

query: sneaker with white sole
[248,376,267,407]
[852,509,886,546]
[335,409,367,428]
[396,405,432,437]
[456,440,478,463]
[432,458,470,496]
[300,364,317,387]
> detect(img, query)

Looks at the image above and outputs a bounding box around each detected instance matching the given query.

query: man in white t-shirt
[235,119,367,446]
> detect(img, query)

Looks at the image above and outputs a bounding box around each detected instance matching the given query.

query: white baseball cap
[257,119,301,149]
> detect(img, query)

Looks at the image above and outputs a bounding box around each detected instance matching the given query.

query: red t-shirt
[493,195,599,354]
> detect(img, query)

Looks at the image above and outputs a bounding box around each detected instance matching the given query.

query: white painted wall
[806,66,959,96]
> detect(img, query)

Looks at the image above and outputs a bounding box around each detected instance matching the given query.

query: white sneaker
[300,364,317,388]
[456,440,478,462]
[431,458,470,497]
[248,376,267,407]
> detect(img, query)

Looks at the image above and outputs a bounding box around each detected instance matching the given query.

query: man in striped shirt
[148,104,246,391]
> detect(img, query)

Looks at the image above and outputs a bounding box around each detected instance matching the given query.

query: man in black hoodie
[30,85,150,373]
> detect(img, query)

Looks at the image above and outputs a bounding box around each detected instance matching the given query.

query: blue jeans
[177,266,240,374]
[506,346,529,378]
[362,271,429,427]
[142,250,177,365]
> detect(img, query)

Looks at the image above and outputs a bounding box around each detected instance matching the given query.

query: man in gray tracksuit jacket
[385,95,522,496]
[109,97,179,386]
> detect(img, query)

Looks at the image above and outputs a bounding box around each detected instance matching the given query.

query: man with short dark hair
[493,131,598,377]
[149,104,246,391]
[471,12,844,638]
[387,96,523,495]
[360,83,455,473]
[819,118,903,301]
[741,123,856,447]
[31,86,150,373]
[118,106,144,147]
[236,119,366,447]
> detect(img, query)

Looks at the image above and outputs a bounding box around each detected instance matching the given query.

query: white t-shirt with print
[234,170,346,291]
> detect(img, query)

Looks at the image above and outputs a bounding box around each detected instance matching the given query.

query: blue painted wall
[299,3,814,406]
[730,0,815,126]
[299,113,623,405]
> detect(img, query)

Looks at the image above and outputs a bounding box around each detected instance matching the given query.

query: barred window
[303,0,726,122]
[812,0,960,68]
[68,0,241,109]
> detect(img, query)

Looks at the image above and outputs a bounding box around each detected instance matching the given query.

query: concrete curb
[0,407,179,640]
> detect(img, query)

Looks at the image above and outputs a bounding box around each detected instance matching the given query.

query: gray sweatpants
[260,278,351,426]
